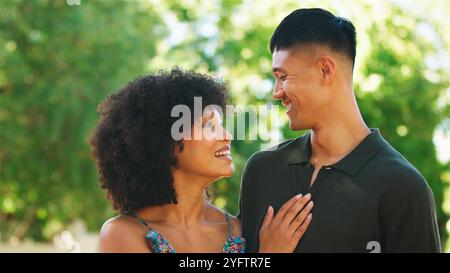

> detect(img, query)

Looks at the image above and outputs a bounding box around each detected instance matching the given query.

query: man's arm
[236,171,243,220]
[236,152,261,220]
[234,152,263,252]
[236,196,242,220]
[380,170,441,253]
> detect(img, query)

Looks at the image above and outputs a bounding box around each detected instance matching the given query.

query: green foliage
[1,0,448,249]
[0,0,165,241]
[355,7,450,244]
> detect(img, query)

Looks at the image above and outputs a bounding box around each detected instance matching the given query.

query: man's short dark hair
[270,8,357,68]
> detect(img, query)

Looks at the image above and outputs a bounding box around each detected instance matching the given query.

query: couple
[90,8,441,253]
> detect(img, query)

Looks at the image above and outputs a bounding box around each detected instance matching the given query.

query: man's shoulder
[246,135,307,166]
[373,144,431,197]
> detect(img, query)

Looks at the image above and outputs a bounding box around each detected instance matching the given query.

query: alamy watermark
[66,0,81,6]
[171,97,282,144]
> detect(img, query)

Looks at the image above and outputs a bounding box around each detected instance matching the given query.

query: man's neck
[310,109,370,167]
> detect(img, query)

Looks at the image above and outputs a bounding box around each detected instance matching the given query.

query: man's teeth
[214,151,231,157]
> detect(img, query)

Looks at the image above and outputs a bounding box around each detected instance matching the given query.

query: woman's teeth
[214,151,231,157]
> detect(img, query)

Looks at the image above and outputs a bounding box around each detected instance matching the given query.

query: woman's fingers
[260,206,274,230]
[258,194,313,253]
[282,194,312,225]
[272,194,302,225]
[293,213,312,241]
[289,200,313,231]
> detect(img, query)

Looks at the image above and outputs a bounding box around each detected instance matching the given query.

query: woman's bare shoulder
[98,215,150,253]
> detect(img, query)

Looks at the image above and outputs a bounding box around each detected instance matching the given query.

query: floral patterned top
[131,212,246,253]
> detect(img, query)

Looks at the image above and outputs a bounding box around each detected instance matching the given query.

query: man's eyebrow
[272,67,287,74]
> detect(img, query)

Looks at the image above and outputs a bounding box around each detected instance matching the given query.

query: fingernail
[305,193,311,199]
[308,201,314,207]
[296,194,303,199]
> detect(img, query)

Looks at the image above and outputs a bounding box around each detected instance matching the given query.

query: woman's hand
[258,193,313,253]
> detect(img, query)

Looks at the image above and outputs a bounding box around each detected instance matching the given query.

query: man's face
[272,48,332,130]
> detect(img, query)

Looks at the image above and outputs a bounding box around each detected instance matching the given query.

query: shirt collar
[287,133,311,165]
[287,128,388,176]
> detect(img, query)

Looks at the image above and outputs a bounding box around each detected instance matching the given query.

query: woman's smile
[214,144,232,162]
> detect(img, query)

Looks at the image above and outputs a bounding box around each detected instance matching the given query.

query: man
[238,8,441,253]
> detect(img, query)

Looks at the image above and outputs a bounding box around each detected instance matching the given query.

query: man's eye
[275,74,287,81]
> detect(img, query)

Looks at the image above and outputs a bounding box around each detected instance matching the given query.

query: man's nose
[272,81,284,100]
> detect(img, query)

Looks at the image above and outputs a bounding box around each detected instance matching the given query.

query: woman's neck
[136,171,213,229]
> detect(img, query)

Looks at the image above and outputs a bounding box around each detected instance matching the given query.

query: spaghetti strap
[129,213,153,231]
[126,212,244,253]
[222,212,246,253]
[128,213,175,253]
[224,212,233,237]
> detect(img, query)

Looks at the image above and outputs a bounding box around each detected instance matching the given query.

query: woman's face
[176,109,233,181]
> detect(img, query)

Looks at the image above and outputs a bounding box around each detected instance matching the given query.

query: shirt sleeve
[236,191,242,220]
[379,169,441,253]
[236,154,255,220]
[234,151,264,252]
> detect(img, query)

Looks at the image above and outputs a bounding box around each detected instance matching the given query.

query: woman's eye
[280,75,287,81]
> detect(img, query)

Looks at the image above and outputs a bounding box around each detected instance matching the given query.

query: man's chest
[246,170,381,252]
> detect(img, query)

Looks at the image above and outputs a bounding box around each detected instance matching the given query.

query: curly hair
[89,68,228,214]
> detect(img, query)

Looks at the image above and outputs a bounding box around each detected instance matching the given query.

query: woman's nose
[222,127,232,141]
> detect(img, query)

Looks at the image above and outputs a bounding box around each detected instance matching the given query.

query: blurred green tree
[0,0,165,241]
[355,6,450,244]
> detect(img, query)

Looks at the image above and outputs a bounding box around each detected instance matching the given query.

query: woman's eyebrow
[202,111,214,123]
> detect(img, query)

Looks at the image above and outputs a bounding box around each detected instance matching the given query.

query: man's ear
[318,55,335,85]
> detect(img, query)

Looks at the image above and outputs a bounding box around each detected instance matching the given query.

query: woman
[90,68,313,253]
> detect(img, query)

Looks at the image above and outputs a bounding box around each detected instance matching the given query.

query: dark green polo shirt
[238,129,441,253]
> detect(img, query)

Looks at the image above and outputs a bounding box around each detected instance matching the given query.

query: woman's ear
[318,55,335,85]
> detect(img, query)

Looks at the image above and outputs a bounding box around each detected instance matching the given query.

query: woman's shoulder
[101,215,143,233]
[98,215,150,252]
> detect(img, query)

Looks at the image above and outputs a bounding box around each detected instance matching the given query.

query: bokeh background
[1,0,449,252]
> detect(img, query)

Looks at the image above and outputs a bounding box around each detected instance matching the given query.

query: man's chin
[288,120,307,131]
